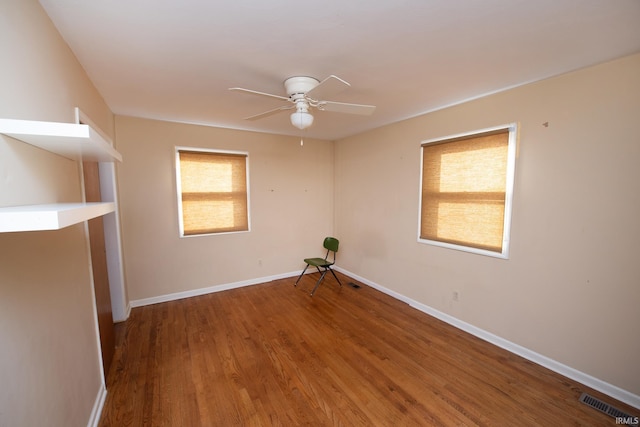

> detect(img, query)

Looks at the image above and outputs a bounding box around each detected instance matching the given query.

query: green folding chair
[295,237,343,296]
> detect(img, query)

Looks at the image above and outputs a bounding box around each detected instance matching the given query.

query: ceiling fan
[229,75,376,130]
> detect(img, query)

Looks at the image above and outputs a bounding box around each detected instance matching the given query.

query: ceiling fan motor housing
[284,76,320,97]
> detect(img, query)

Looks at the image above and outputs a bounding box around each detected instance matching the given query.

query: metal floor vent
[579,392,638,425]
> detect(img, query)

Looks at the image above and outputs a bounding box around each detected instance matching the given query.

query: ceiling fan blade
[316,100,376,116]
[244,105,294,121]
[306,75,350,101]
[229,87,290,102]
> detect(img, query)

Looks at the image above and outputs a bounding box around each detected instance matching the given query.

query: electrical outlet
[452,290,460,301]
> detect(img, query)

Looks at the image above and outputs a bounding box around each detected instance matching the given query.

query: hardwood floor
[99,272,637,426]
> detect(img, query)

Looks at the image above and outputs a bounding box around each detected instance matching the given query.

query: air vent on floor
[579,393,638,425]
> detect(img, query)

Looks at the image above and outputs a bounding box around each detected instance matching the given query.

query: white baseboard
[334,266,640,410]
[129,270,303,308]
[87,384,107,427]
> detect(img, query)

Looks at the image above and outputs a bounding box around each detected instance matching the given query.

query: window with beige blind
[419,124,517,258]
[175,148,250,236]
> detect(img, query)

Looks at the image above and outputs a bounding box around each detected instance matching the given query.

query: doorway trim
[76,108,129,322]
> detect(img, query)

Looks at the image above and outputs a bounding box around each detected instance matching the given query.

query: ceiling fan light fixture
[290,110,314,130]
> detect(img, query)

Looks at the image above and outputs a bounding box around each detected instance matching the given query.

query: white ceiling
[39,0,640,141]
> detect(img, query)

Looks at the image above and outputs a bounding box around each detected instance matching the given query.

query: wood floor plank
[99,272,638,426]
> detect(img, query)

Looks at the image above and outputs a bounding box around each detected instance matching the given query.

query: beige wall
[0,1,114,426]
[335,53,640,396]
[116,116,335,302]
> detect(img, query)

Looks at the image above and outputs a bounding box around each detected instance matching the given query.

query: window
[419,124,517,258]
[176,148,249,236]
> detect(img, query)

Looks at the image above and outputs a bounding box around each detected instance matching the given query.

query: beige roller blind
[178,150,248,235]
[420,129,509,253]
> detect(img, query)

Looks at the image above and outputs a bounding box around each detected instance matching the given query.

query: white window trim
[417,123,517,259]
[175,146,251,238]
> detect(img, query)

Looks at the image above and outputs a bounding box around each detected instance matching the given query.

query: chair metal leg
[310,268,329,296]
[308,266,342,296]
[295,264,310,286]
[329,267,342,287]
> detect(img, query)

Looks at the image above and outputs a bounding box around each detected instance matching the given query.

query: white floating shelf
[0,203,116,233]
[0,118,122,162]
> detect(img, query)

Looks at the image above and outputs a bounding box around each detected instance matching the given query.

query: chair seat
[304,257,333,267]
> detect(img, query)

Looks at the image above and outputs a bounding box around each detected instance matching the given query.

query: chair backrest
[323,237,339,263]
[323,237,339,253]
